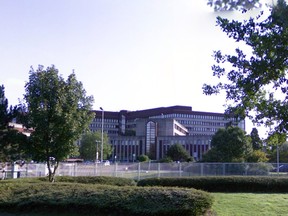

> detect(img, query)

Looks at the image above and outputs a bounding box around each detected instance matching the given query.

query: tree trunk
[47,160,59,182]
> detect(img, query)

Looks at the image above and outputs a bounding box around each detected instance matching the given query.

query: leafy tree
[265,131,286,150]
[79,131,112,161]
[23,65,94,182]
[246,150,269,162]
[0,85,28,162]
[250,128,263,150]
[207,0,262,11]
[203,0,288,137]
[68,142,80,159]
[269,142,288,162]
[265,131,287,162]
[202,126,253,162]
[166,143,190,162]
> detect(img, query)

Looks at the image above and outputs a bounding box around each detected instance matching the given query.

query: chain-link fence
[1,162,287,181]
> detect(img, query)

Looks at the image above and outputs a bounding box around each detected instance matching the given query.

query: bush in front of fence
[38,175,137,186]
[0,182,213,216]
[137,176,288,193]
[0,176,137,187]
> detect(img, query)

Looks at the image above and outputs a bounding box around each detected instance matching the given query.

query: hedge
[137,176,288,193]
[1,176,137,186]
[40,175,137,186]
[0,182,213,216]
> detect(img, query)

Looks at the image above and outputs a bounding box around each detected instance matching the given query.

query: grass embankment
[0,176,213,216]
[212,193,288,216]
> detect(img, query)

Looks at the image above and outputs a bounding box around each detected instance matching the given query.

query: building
[8,122,32,137]
[90,105,245,161]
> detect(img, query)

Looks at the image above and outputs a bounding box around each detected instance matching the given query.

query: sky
[1,0,276,138]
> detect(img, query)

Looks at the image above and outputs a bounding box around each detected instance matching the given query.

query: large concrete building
[90,105,245,161]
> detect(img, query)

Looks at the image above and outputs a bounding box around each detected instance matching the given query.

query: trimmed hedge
[137,176,288,193]
[0,182,213,216]
[40,175,137,186]
[1,176,137,186]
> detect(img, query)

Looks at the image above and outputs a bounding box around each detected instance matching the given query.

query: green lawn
[212,193,288,216]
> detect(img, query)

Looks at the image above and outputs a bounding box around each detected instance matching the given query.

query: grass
[212,193,288,216]
[2,192,288,216]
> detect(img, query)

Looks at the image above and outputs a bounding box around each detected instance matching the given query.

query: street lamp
[95,140,100,163]
[100,107,104,163]
[277,144,279,174]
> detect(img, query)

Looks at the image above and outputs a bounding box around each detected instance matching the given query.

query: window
[146,121,156,154]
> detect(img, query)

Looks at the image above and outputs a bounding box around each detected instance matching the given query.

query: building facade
[90,105,245,161]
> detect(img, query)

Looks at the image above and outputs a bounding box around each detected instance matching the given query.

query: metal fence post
[25,164,28,177]
[114,162,118,177]
[73,163,76,176]
[200,163,204,176]
[138,162,141,181]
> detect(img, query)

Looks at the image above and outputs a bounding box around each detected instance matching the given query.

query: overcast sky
[1,0,275,137]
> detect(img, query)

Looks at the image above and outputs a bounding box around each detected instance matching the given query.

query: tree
[269,142,288,162]
[265,131,287,162]
[207,0,262,11]
[79,131,112,161]
[203,0,288,137]
[202,126,253,162]
[23,65,94,182]
[0,85,27,163]
[250,128,263,150]
[246,150,269,162]
[166,143,190,162]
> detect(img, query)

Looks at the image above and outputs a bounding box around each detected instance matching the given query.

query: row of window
[178,120,226,126]
[150,113,233,120]
[90,123,118,129]
[189,127,218,132]
[91,121,227,129]
[174,124,188,134]
[110,139,210,146]
[90,129,118,135]
[92,118,118,123]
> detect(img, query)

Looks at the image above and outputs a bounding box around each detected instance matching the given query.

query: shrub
[137,176,288,193]
[138,154,149,162]
[0,182,213,216]
[37,176,137,186]
[1,176,137,186]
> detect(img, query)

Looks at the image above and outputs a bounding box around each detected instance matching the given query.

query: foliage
[265,131,286,146]
[79,131,112,161]
[0,85,28,162]
[137,154,149,162]
[250,128,263,150]
[203,0,288,136]
[246,150,269,162]
[23,65,94,182]
[159,156,173,163]
[0,182,213,216]
[166,143,190,162]
[207,0,262,11]
[269,142,288,162]
[68,142,80,158]
[202,126,253,162]
[137,176,288,193]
